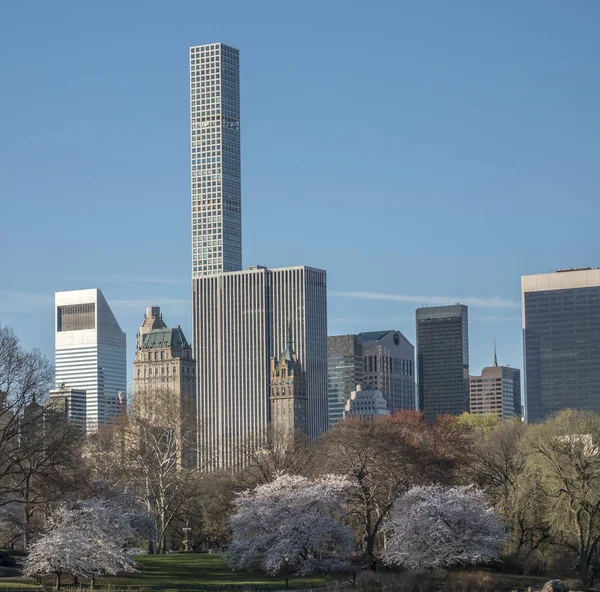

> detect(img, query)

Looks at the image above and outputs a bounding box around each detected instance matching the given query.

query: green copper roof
[141,327,190,350]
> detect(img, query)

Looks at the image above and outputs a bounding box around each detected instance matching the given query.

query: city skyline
[2,1,599,389]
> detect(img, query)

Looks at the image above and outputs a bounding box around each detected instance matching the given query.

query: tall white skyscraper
[190,43,241,277]
[193,266,328,469]
[55,289,126,431]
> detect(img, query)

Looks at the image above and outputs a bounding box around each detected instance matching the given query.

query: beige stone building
[133,307,196,465]
[469,347,521,420]
[269,333,307,439]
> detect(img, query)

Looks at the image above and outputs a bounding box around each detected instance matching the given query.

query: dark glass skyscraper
[522,269,600,422]
[327,335,363,427]
[416,305,469,421]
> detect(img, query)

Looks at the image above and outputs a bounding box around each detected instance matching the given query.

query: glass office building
[522,268,600,422]
[416,305,469,421]
[328,335,364,426]
[190,43,241,277]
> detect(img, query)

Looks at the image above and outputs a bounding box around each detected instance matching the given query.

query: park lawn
[99,553,343,589]
[0,580,38,589]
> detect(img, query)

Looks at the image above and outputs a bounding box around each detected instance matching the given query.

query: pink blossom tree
[23,497,147,589]
[227,474,354,588]
[383,485,507,570]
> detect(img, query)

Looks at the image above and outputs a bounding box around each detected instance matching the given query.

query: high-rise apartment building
[522,268,600,422]
[327,335,363,426]
[469,348,521,420]
[193,266,327,469]
[55,289,126,431]
[416,304,469,421]
[133,307,196,466]
[190,43,241,277]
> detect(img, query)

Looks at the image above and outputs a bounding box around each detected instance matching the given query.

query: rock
[541,580,568,592]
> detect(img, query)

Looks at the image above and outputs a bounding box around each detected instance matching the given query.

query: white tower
[55,289,126,431]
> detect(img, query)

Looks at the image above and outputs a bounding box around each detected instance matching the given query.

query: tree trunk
[55,571,61,590]
[23,475,31,550]
[285,575,289,589]
[366,531,376,558]
[580,549,591,586]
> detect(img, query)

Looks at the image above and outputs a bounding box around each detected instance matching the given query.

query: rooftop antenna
[493,337,498,367]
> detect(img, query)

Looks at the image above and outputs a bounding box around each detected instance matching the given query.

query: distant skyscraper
[358,331,415,413]
[193,266,327,469]
[522,268,600,422]
[327,331,414,427]
[190,43,241,277]
[416,305,469,421]
[469,345,521,420]
[55,289,126,431]
[327,335,363,427]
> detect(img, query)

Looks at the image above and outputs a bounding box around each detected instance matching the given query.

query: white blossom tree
[227,474,354,588]
[383,485,508,570]
[23,496,149,589]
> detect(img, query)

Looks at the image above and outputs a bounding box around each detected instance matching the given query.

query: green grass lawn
[0,553,344,590]
[104,553,339,589]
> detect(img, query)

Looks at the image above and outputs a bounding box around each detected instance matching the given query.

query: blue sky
[1,0,599,388]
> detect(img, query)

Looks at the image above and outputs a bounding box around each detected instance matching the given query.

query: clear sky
[1,0,599,390]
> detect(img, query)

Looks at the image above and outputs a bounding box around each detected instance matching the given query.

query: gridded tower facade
[416,304,469,421]
[193,265,327,469]
[190,43,241,277]
[522,268,600,422]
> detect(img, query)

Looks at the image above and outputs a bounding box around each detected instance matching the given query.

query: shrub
[445,571,496,592]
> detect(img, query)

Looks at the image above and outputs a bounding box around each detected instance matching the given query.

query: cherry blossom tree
[383,485,507,570]
[227,474,354,588]
[23,496,150,588]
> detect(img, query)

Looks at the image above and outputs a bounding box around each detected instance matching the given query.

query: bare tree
[0,325,83,548]
[87,388,202,554]
[525,409,600,585]
[238,425,314,487]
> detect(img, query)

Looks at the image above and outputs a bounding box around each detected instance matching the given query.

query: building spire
[286,322,293,348]
[493,337,498,367]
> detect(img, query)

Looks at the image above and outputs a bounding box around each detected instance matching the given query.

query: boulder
[541,581,568,592]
